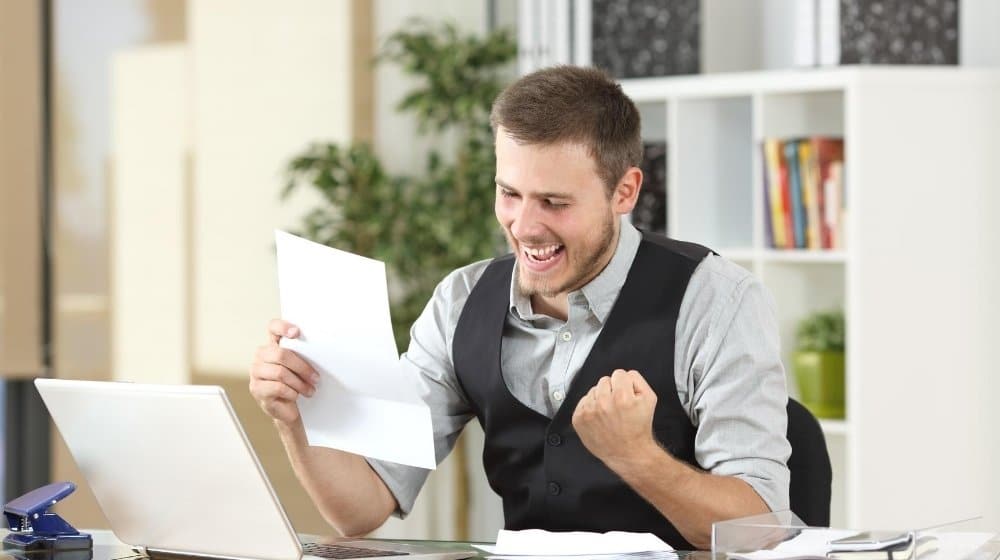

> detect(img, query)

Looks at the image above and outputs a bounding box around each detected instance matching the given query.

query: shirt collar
[509,218,641,324]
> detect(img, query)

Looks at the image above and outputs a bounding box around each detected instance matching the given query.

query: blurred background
[2,0,1000,544]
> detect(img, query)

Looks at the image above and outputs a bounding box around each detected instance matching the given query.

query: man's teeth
[524,244,561,259]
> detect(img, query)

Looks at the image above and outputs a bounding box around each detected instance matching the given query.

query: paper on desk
[274,230,435,469]
[473,529,674,555]
[728,528,856,559]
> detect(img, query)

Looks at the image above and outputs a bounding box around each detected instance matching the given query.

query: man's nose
[510,201,545,240]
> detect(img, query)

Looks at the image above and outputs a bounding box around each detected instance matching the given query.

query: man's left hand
[571,369,659,469]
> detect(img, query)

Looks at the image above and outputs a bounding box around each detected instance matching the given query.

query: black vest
[453,232,712,549]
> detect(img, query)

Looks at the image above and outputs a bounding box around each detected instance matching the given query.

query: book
[813,138,845,248]
[798,140,822,250]
[763,139,788,249]
[785,139,806,248]
[825,161,844,249]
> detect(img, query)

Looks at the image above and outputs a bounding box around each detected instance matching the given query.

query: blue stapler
[3,481,93,555]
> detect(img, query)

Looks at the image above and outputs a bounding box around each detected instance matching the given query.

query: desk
[2,531,998,560]
[1,531,489,560]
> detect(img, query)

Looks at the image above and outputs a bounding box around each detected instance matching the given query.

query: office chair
[786,397,833,527]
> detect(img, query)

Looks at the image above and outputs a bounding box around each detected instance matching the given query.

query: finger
[267,318,300,344]
[253,362,314,397]
[610,369,633,398]
[595,376,613,400]
[252,378,299,402]
[259,346,319,386]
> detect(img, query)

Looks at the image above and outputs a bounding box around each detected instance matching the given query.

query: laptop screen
[35,379,302,560]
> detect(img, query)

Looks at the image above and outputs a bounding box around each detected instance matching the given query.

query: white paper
[473,529,674,556]
[729,529,856,560]
[274,230,435,469]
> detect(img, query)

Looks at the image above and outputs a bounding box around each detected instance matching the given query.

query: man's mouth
[522,243,565,265]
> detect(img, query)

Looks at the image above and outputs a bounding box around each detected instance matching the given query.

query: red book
[813,138,844,249]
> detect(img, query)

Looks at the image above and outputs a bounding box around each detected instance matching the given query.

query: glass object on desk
[713,513,996,560]
[712,510,808,557]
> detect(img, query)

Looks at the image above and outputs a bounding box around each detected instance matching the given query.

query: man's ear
[612,166,643,215]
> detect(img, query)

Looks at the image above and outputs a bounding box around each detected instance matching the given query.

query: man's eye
[499,188,518,198]
[545,199,568,208]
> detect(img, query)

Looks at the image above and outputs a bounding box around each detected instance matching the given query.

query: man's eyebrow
[495,178,573,199]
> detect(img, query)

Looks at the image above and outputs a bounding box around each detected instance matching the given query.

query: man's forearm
[276,420,397,537]
[608,441,770,550]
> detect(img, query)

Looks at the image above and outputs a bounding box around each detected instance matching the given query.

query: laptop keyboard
[302,542,410,559]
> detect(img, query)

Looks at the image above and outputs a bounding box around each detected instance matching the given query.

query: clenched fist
[249,318,319,425]
[571,369,659,469]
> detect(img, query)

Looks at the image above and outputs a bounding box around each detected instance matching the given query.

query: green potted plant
[792,309,846,419]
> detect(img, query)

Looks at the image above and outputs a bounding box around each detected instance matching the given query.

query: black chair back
[786,398,832,527]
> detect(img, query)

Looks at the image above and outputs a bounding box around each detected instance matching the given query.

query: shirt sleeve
[674,255,792,512]
[364,262,487,518]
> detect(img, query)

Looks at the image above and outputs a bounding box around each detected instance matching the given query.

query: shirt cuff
[365,457,430,519]
[715,458,791,513]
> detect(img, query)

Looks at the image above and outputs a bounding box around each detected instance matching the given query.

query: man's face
[494,127,621,299]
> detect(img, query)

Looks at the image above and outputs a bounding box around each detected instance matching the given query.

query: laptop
[34,378,474,560]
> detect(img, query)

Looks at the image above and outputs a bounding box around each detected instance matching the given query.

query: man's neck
[531,293,570,322]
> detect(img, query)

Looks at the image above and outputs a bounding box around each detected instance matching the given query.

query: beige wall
[110,44,191,384]
[0,0,45,379]
[189,0,348,376]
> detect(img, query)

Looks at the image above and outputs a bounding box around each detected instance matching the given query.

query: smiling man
[250,66,790,550]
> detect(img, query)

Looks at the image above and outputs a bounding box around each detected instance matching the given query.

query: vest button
[547,482,561,496]
[547,433,562,446]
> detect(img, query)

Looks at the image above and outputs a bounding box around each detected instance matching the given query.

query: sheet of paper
[728,529,856,560]
[274,230,435,469]
[472,529,674,555]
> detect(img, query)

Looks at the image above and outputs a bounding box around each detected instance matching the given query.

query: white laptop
[34,378,474,560]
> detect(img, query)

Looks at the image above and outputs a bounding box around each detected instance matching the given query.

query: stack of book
[762,137,845,250]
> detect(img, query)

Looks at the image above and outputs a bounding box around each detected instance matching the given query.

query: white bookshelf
[622,67,1000,531]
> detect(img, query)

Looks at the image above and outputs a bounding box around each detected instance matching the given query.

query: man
[250,66,790,550]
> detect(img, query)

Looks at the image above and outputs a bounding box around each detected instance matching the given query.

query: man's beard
[512,213,617,299]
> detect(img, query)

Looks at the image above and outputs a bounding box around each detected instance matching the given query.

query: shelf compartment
[671,96,753,248]
[759,90,844,140]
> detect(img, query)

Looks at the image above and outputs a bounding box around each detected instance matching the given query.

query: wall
[0,0,45,380]
[110,44,190,385]
[189,0,346,377]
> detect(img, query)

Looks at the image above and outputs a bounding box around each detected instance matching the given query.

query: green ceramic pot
[792,350,845,419]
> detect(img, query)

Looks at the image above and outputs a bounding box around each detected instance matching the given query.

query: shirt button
[560,331,572,342]
[547,433,562,446]
[552,390,564,402]
[548,481,561,496]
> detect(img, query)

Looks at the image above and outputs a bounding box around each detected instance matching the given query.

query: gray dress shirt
[367,221,791,517]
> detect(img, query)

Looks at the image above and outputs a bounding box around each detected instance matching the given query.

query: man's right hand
[249,319,320,425]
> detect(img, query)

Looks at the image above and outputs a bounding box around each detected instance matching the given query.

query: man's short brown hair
[490,65,642,194]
